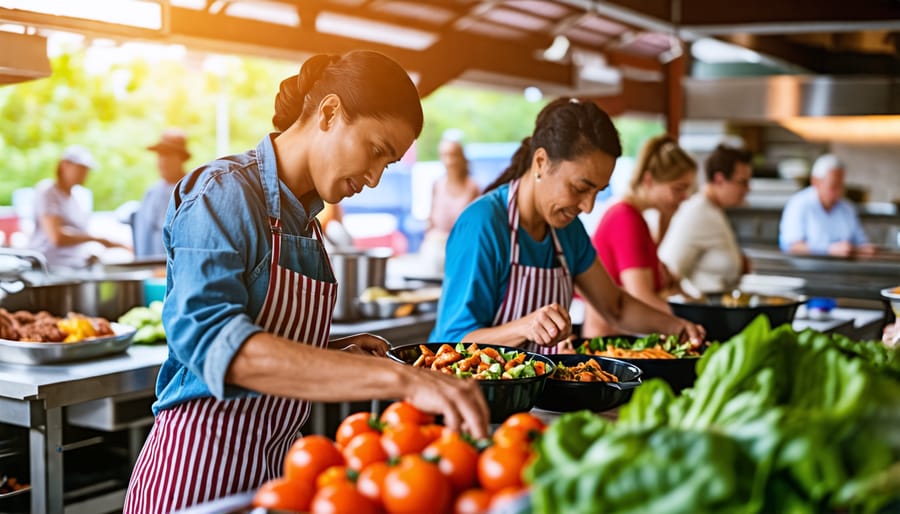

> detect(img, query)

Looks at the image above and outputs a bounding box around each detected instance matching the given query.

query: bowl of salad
[576,334,703,393]
[387,342,554,423]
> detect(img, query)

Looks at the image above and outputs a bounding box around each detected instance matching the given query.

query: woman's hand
[668,317,706,348]
[522,303,572,347]
[331,333,389,356]
[401,366,490,439]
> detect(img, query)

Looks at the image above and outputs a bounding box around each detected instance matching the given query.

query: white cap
[60,145,97,169]
[811,154,843,179]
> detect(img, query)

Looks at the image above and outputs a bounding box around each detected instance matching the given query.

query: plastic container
[143,277,166,305]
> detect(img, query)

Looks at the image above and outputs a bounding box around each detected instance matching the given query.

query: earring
[535,172,541,182]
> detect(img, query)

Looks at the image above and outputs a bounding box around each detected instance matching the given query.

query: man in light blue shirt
[133,129,190,259]
[779,154,874,257]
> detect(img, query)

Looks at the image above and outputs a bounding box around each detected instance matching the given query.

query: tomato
[315,465,353,491]
[491,424,532,448]
[253,478,313,513]
[501,413,546,434]
[381,423,431,458]
[310,481,380,514]
[284,436,345,486]
[356,461,389,505]
[383,455,451,514]
[336,411,380,448]
[380,401,434,427]
[421,423,450,444]
[343,431,389,471]
[490,486,529,511]
[422,435,479,492]
[477,444,531,492]
[452,488,492,514]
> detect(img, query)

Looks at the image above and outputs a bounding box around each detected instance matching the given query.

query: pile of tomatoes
[253,401,545,514]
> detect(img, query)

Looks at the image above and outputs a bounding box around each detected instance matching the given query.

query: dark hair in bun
[272,50,423,137]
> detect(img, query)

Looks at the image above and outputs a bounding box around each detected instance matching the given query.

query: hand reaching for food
[522,303,572,347]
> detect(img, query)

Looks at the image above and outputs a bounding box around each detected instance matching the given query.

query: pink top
[591,201,664,291]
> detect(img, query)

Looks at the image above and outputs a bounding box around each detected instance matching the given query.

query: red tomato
[253,478,313,513]
[336,411,380,448]
[380,401,434,427]
[453,488,492,514]
[284,436,345,486]
[315,465,352,491]
[501,413,546,434]
[421,423,450,444]
[356,461,389,505]
[310,481,380,514]
[422,435,479,492]
[343,431,389,471]
[383,455,451,514]
[381,423,431,458]
[492,424,532,448]
[477,444,531,492]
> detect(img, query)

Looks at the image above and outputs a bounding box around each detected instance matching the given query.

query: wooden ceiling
[1,0,898,120]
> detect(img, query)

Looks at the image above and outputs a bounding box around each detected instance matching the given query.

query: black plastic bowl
[535,354,642,413]
[387,342,554,423]
[579,335,702,394]
[669,293,804,343]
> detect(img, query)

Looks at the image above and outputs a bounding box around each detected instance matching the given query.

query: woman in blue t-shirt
[431,98,704,354]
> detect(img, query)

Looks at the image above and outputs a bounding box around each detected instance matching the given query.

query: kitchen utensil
[387,342,554,423]
[0,322,137,365]
[669,292,804,343]
[535,354,642,412]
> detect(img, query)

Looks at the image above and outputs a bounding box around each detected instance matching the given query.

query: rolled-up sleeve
[162,171,267,400]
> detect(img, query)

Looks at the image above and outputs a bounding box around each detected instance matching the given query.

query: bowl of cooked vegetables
[387,342,554,423]
[577,334,702,393]
[669,291,804,342]
[535,355,642,413]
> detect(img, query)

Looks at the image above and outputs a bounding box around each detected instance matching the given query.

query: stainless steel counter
[0,313,437,514]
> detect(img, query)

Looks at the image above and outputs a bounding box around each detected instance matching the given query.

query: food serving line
[0,312,437,514]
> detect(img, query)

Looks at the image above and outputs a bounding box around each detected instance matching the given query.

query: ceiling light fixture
[543,34,571,61]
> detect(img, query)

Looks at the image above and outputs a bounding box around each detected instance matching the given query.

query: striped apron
[492,179,573,355]
[123,167,337,514]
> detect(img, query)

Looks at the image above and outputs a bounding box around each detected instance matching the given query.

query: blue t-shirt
[778,186,868,254]
[430,183,597,342]
[153,134,327,414]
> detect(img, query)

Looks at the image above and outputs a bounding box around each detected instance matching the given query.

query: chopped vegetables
[118,301,166,344]
[550,359,619,382]
[577,333,699,359]
[411,343,547,380]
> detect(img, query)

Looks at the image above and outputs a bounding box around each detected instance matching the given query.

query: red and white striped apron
[492,179,573,355]
[124,178,337,513]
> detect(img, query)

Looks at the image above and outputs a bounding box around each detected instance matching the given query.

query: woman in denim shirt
[124,51,488,513]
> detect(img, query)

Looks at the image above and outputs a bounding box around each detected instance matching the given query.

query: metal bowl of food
[669,292,805,343]
[387,342,554,423]
[535,354,642,412]
[880,287,900,318]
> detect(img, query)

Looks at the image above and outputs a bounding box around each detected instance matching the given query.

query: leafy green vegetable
[579,333,697,358]
[118,301,165,344]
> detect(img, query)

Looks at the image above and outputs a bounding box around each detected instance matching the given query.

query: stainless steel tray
[0,322,137,365]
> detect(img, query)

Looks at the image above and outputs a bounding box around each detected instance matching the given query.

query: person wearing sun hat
[28,145,129,269]
[133,128,192,258]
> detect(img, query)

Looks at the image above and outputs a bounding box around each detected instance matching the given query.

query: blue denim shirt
[153,134,328,414]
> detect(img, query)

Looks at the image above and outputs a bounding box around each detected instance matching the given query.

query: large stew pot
[0,277,144,319]
[669,293,804,343]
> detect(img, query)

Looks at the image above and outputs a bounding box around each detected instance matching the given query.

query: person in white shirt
[658,144,752,294]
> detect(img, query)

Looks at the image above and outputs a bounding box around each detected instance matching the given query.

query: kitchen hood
[0,31,51,85]
[684,75,900,121]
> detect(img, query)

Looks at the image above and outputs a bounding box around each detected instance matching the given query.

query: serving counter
[0,312,436,514]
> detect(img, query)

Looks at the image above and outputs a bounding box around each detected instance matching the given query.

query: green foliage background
[0,49,662,210]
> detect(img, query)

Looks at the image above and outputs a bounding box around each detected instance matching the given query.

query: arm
[779,196,807,253]
[577,260,704,342]
[38,213,121,248]
[226,334,489,437]
[461,303,571,348]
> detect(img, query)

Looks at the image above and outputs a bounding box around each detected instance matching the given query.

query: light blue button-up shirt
[153,134,327,415]
[778,186,868,254]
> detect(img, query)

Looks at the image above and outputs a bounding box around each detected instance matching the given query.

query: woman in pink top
[583,135,697,337]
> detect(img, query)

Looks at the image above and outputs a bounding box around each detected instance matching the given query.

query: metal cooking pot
[330,250,362,321]
[0,276,145,319]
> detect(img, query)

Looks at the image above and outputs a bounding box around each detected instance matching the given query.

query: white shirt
[28,179,92,269]
[659,193,743,294]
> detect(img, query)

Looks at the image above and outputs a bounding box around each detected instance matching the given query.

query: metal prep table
[0,312,436,514]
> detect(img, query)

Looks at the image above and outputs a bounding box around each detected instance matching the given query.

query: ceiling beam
[720,34,900,75]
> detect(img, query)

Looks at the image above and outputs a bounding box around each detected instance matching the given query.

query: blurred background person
[582,135,697,337]
[28,145,129,270]
[779,154,874,257]
[133,128,190,259]
[659,144,753,294]
[316,201,355,250]
[419,130,480,274]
